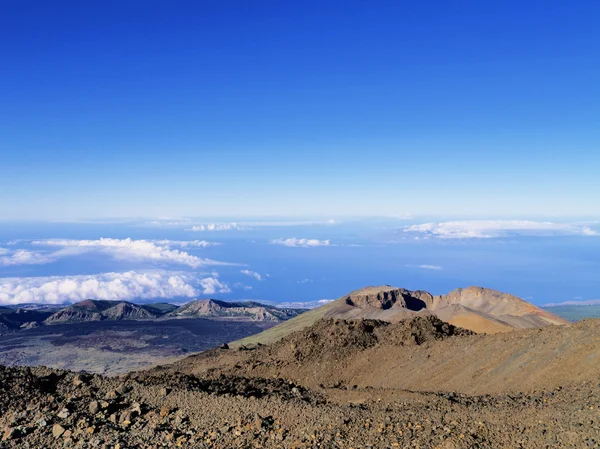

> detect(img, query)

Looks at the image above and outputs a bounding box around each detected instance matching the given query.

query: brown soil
[1,316,599,448]
[170,316,600,395]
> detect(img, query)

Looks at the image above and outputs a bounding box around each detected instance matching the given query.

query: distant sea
[1,218,599,309]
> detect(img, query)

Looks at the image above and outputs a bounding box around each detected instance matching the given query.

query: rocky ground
[0,316,599,448]
[0,364,599,448]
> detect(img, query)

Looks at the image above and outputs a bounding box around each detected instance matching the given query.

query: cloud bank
[269,238,331,247]
[403,221,599,239]
[0,271,229,305]
[32,238,230,268]
[0,250,57,266]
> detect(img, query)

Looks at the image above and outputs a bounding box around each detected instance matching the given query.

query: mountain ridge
[233,284,568,346]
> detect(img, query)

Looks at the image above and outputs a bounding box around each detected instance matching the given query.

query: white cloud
[277,299,333,309]
[188,223,245,232]
[240,269,263,281]
[0,271,229,305]
[0,248,9,255]
[151,239,220,248]
[269,238,331,247]
[418,265,442,270]
[233,282,253,291]
[403,221,599,239]
[187,220,339,232]
[198,277,231,295]
[297,278,313,284]
[32,238,231,268]
[0,250,56,266]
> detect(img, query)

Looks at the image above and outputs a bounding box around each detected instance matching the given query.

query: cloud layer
[403,221,599,239]
[0,271,229,305]
[32,238,230,268]
[269,238,331,247]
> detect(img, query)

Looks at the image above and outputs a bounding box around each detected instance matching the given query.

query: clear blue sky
[1,0,599,219]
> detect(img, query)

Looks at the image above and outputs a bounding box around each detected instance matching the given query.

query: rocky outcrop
[44,309,103,325]
[344,286,428,311]
[101,302,155,321]
[44,300,159,325]
[168,299,303,322]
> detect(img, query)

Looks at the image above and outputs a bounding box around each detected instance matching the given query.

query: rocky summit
[234,285,568,347]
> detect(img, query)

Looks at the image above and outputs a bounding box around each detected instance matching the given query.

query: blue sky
[1,0,599,219]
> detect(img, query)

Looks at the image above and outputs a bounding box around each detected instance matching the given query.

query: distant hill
[167,299,304,322]
[0,307,13,315]
[233,285,568,346]
[39,298,304,325]
[141,302,179,315]
[0,308,55,333]
[44,300,161,324]
[542,304,600,322]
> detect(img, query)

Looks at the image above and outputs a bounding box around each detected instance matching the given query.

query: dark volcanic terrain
[0,298,304,374]
[0,318,276,375]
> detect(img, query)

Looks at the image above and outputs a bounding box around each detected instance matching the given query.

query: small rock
[174,414,188,427]
[72,374,88,387]
[57,408,70,419]
[159,387,171,397]
[52,424,66,438]
[105,390,119,400]
[116,384,130,395]
[131,402,142,415]
[2,427,18,441]
[37,418,48,428]
[89,401,100,415]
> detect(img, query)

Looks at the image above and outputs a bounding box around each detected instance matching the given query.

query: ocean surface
[1,217,599,307]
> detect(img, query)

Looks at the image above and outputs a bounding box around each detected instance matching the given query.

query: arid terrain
[0,286,598,448]
[0,318,275,375]
[0,299,303,374]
